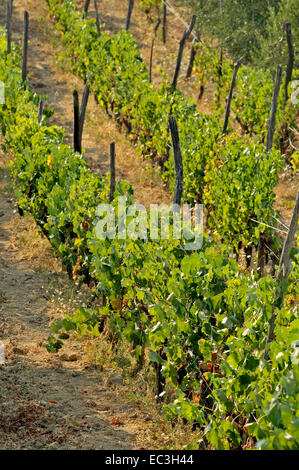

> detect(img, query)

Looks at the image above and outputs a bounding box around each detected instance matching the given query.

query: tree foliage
[179,0,298,69]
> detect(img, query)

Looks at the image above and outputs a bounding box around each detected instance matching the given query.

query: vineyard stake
[186,29,199,79]
[94,0,101,37]
[284,23,294,108]
[79,84,90,146]
[125,0,134,31]
[37,97,44,123]
[169,115,183,206]
[171,15,197,90]
[22,11,29,82]
[6,0,13,55]
[258,66,283,277]
[149,18,161,83]
[266,65,282,153]
[264,191,299,359]
[83,0,90,17]
[222,57,242,135]
[162,1,167,44]
[73,90,81,154]
[109,142,116,203]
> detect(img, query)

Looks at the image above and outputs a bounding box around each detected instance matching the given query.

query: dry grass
[8,213,61,272]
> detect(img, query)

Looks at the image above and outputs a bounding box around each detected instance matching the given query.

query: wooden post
[222,57,242,135]
[257,67,283,279]
[186,30,199,79]
[37,97,44,123]
[6,0,13,55]
[79,84,90,146]
[109,142,116,203]
[94,0,101,37]
[171,15,197,90]
[266,65,282,153]
[264,191,299,358]
[125,0,134,31]
[149,18,161,83]
[22,11,29,82]
[162,1,167,44]
[284,23,294,108]
[83,0,90,17]
[169,115,183,206]
[73,90,81,154]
